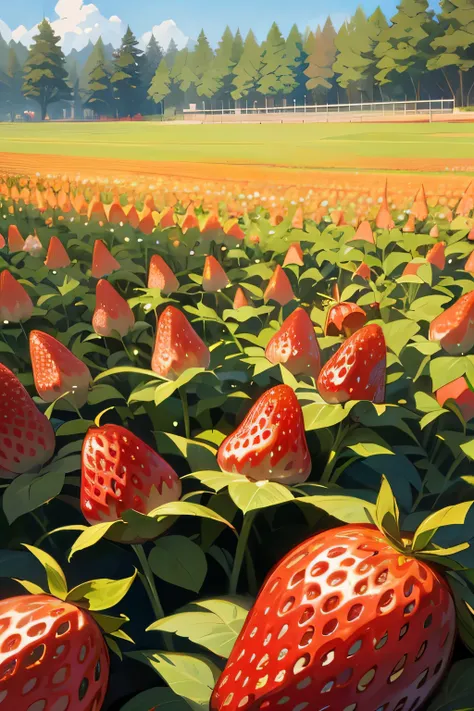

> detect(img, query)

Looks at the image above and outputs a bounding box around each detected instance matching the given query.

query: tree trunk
[441,69,456,102]
[459,70,464,107]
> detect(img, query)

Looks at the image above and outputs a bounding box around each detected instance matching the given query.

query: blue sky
[2,0,405,45]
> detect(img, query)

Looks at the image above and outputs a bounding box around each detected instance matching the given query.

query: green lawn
[1,121,473,172]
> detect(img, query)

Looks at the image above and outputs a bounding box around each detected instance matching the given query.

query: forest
[0,0,473,121]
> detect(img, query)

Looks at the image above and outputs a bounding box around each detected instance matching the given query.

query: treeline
[0,0,473,121]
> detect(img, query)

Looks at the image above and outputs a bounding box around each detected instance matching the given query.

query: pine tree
[231,30,244,65]
[170,48,197,108]
[84,54,115,116]
[80,38,109,91]
[286,24,309,104]
[231,30,262,103]
[148,58,171,110]
[429,0,474,105]
[214,26,236,107]
[143,34,164,99]
[4,47,24,121]
[258,22,297,101]
[111,26,145,117]
[166,39,179,67]
[67,60,83,119]
[22,19,71,120]
[374,0,437,99]
[305,19,338,103]
[191,29,218,100]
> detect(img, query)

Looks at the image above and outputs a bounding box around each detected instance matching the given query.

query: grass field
[1,121,474,175]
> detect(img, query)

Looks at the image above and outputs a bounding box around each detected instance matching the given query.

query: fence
[181,99,456,124]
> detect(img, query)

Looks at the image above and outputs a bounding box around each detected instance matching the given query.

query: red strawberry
[429,290,474,355]
[0,363,55,474]
[87,196,107,222]
[403,213,416,233]
[375,185,394,230]
[202,255,230,292]
[465,250,474,273]
[264,266,295,306]
[7,225,25,252]
[427,241,445,270]
[325,302,367,337]
[148,255,179,294]
[456,181,474,216]
[211,524,455,711]
[411,184,429,221]
[126,205,140,229]
[351,220,374,244]
[91,240,120,279]
[317,324,386,404]
[81,424,181,524]
[44,235,71,269]
[217,384,311,484]
[352,262,371,281]
[138,210,155,235]
[0,270,33,322]
[30,330,92,408]
[234,287,250,309]
[108,199,128,224]
[0,594,109,710]
[436,376,474,422]
[265,308,321,379]
[151,305,210,380]
[283,243,304,267]
[93,279,135,338]
[159,207,175,229]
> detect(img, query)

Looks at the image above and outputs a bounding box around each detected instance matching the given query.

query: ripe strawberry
[81,424,181,524]
[403,213,416,233]
[375,187,394,230]
[91,240,120,279]
[0,270,33,323]
[317,324,386,404]
[351,219,374,244]
[30,330,92,408]
[0,363,55,474]
[436,376,474,422]
[211,524,455,711]
[7,225,25,253]
[264,266,295,306]
[93,279,135,338]
[0,594,109,710]
[465,250,474,273]
[87,196,107,222]
[426,241,446,270]
[108,199,128,224]
[44,236,71,269]
[411,184,429,221]
[234,287,250,309]
[325,302,366,337]
[151,305,210,380]
[265,308,321,379]
[159,207,175,229]
[429,290,474,355]
[126,205,140,229]
[138,210,155,235]
[148,254,179,294]
[283,243,304,267]
[202,255,230,292]
[217,384,311,484]
[352,262,371,281]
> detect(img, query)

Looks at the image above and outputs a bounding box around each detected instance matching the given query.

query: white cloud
[140,19,189,52]
[0,18,12,42]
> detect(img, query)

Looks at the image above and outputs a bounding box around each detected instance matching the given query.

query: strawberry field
[0,172,474,711]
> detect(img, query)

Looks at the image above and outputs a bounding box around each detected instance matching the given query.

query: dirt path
[0,151,472,193]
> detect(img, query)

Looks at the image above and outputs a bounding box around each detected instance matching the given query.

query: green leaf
[382,319,419,356]
[56,419,94,436]
[88,384,125,405]
[3,470,65,524]
[148,597,251,658]
[149,536,207,593]
[461,440,474,460]
[412,502,474,552]
[374,476,401,547]
[129,651,220,711]
[430,357,469,391]
[303,401,356,430]
[187,470,246,492]
[69,520,121,560]
[154,368,205,407]
[67,570,137,611]
[23,544,68,600]
[14,580,47,595]
[426,659,474,711]
[298,493,375,523]
[120,688,189,711]
[95,366,163,383]
[228,480,294,514]
[148,501,234,529]
[89,611,130,634]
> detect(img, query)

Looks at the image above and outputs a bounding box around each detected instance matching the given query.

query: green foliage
[258,22,297,97]
[111,26,145,117]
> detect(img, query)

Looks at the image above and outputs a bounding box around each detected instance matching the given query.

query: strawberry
[7,225,25,253]
[44,236,71,269]
[81,424,181,524]
[325,302,366,337]
[211,524,455,711]
[108,199,128,224]
[151,305,210,380]
[0,363,55,474]
[352,262,371,281]
[283,243,304,267]
[126,205,140,229]
[87,196,107,222]
[465,250,474,273]
[159,207,175,229]
[264,266,295,306]
[217,384,311,484]
[0,233,5,249]
[403,213,416,233]
[436,376,474,422]
[411,184,429,221]
[91,240,120,279]
[30,330,92,408]
[23,233,42,257]
[375,186,394,230]
[429,290,474,355]
[93,279,135,338]
[265,308,321,379]
[148,255,179,294]
[202,255,230,292]
[430,224,439,238]
[317,324,386,404]
[0,270,33,323]
[351,219,374,243]
[426,241,446,270]
[234,287,250,309]
[0,594,109,710]
[456,181,473,216]
[138,210,155,235]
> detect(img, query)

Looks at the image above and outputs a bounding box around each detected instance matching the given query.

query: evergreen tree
[258,22,297,101]
[286,24,309,103]
[214,26,236,107]
[67,60,83,119]
[111,26,145,117]
[429,0,474,105]
[374,0,437,99]
[231,30,262,103]
[231,30,244,65]
[166,38,179,67]
[80,38,110,91]
[84,53,115,116]
[148,58,171,110]
[170,48,197,108]
[305,19,338,103]
[4,47,24,121]
[191,29,218,100]
[22,19,71,120]
[143,34,164,98]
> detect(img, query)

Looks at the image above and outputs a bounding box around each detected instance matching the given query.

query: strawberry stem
[179,387,191,439]
[229,511,256,595]
[132,543,172,648]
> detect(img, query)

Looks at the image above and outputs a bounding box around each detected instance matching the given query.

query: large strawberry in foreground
[317,323,386,404]
[429,290,474,355]
[151,305,210,380]
[217,384,310,484]
[81,424,181,525]
[0,594,110,711]
[265,308,321,378]
[0,363,55,475]
[211,522,455,711]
